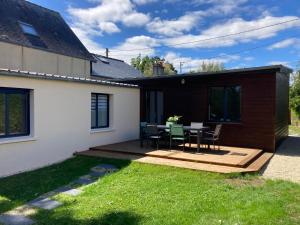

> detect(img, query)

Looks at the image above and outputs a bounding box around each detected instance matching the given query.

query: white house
[0,0,141,177]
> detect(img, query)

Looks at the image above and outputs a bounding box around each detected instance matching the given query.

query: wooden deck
[77,140,273,174]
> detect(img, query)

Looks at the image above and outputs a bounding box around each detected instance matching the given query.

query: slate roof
[91,54,144,79]
[0,0,93,60]
[0,68,138,88]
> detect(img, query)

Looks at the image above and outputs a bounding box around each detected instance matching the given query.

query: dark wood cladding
[275,72,290,147]
[133,69,290,152]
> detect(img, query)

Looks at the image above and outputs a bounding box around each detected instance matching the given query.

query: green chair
[170,124,187,151]
[165,122,173,133]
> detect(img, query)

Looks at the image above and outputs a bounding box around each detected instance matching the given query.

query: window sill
[90,128,115,134]
[0,136,37,145]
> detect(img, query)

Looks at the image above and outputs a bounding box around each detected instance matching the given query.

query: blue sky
[28,0,300,72]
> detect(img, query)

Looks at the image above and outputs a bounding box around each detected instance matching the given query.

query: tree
[131,55,177,76]
[190,61,225,73]
[290,70,300,119]
[163,62,177,75]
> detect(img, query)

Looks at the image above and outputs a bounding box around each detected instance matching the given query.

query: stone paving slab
[5,205,37,217]
[92,164,118,173]
[73,177,94,185]
[90,166,107,173]
[29,198,62,210]
[89,171,106,178]
[61,189,82,196]
[98,164,117,170]
[54,185,74,193]
[0,214,34,225]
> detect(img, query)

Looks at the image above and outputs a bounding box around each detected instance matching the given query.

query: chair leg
[183,140,185,151]
[169,137,172,149]
[189,135,191,148]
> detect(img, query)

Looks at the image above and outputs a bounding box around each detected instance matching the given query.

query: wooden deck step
[76,150,250,174]
[246,152,274,172]
[90,144,262,168]
[78,141,272,174]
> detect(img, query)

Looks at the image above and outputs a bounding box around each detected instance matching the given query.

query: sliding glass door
[145,91,164,124]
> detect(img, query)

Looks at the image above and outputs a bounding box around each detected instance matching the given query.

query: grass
[290,110,300,136]
[289,125,300,136]
[0,156,300,225]
[0,156,129,214]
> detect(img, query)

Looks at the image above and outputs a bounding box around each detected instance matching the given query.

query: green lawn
[289,125,300,136]
[0,156,300,225]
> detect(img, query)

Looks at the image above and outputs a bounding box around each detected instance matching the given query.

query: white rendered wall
[0,76,140,177]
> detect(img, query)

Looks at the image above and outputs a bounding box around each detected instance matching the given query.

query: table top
[156,125,209,131]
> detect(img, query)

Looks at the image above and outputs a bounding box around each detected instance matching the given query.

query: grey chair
[188,122,203,148]
[144,125,162,150]
[203,124,222,150]
[140,122,148,147]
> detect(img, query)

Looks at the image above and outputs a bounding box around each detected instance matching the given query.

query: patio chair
[188,122,203,149]
[144,125,162,150]
[160,121,173,144]
[202,124,222,150]
[169,124,187,151]
[140,122,148,147]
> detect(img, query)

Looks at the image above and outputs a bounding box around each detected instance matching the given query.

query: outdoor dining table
[156,125,209,152]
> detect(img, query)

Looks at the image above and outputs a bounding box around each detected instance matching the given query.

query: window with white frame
[91,93,109,129]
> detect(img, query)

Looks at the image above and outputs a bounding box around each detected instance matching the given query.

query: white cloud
[98,22,120,34]
[244,56,254,61]
[68,0,151,56]
[71,24,105,55]
[109,35,159,63]
[164,52,240,73]
[147,0,248,37]
[132,0,158,5]
[68,0,150,35]
[122,12,150,27]
[162,16,300,48]
[268,38,300,50]
[146,12,202,37]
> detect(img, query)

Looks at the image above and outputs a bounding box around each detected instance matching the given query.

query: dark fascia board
[116,65,293,82]
[0,37,94,62]
[0,68,138,89]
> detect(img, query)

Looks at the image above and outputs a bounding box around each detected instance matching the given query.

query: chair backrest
[170,124,184,137]
[140,122,147,135]
[214,124,222,137]
[165,121,173,133]
[190,122,203,129]
[140,122,147,130]
[144,125,159,136]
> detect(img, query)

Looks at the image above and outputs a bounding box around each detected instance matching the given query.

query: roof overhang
[116,65,293,84]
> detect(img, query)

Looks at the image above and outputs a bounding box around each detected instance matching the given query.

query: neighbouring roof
[0,68,138,88]
[117,65,293,82]
[91,54,144,79]
[0,0,93,60]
